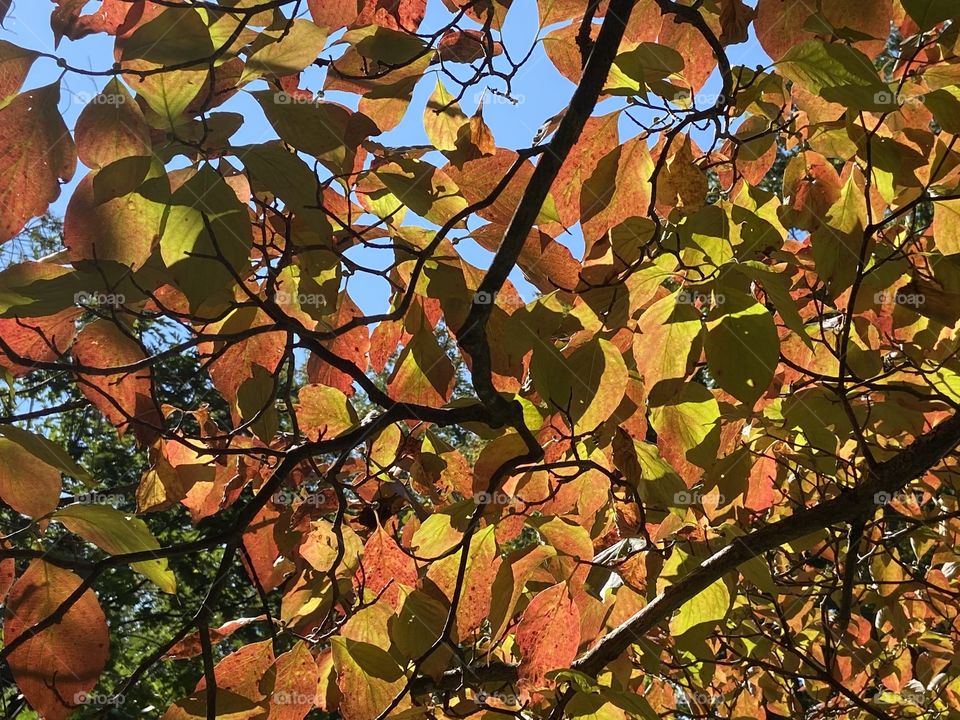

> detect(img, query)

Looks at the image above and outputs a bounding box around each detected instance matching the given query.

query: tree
[1,1,960,719]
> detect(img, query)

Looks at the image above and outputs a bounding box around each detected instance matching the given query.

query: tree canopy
[2,0,960,719]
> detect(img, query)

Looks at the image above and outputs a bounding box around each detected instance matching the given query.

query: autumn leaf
[516,582,581,691]
[73,319,162,446]
[4,561,109,720]
[331,637,406,720]
[53,503,177,593]
[0,84,76,243]
[0,436,63,519]
[0,41,38,108]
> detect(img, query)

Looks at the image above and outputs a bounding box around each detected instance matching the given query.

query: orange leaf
[4,561,109,720]
[163,616,266,660]
[516,582,581,691]
[73,319,162,446]
[355,526,418,608]
[261,641,320,720]
[0,84,76,243]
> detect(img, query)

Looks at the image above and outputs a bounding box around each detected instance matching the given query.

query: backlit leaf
[4,561,109,720]
[0,84,76,243]
[53,503,177,593]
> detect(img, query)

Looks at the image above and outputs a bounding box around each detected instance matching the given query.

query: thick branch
[456,0,635,427]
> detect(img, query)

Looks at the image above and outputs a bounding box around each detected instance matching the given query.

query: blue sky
[2,0,768,315]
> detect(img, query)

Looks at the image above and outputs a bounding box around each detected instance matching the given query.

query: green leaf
[779,40,888,110]
[0,425,93,486]
[704,290,779,406]
[531,337,629,433]
[53,504,177,593]
[127,67,206,130]
[923,88,960,133]
[933,198,960,256]
[122,8,213,65]
[254,91,376,175]
[387,328,456,408]
[236,364,279,443]
[648,382,721,471]
[374,158,469,225]
[737,263,811,349]
[330,637,405,720]
[243,20,328,79]
[343,25,427,64]
[423,79,467,152]
[157,166,252,313]
[609,42,684,95]
[669,577,730,636]
[901,0,958,30]
[633,291,703,393]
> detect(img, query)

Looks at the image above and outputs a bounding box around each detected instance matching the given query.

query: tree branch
[411,410,960,692]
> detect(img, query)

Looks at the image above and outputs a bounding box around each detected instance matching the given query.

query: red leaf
[754,0,814,61]
[307,0,363,32]
[308,0,426,32]
[551,113,619,229]
[717,0,756,46]
[356,0,427,32]
[0,539,14,602]
[0,435,62,519]
[4,561,109,720]
[437,29,503,63]
[0,84,76,243]
[74,78,150,170]
[0,310,79,377]
[51,0,135,43]
[580,135,653,250]
[261,641,320,720]
[355,526,418,608]
[306,294,370,396]
[165,639,275,716]
[472,224,581,293]
[515,582,581,692]
[163,616,266,660]
[197,639,275,696]
[241,504,296,592]
[0,40,38,106]
[73,319,162,446]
